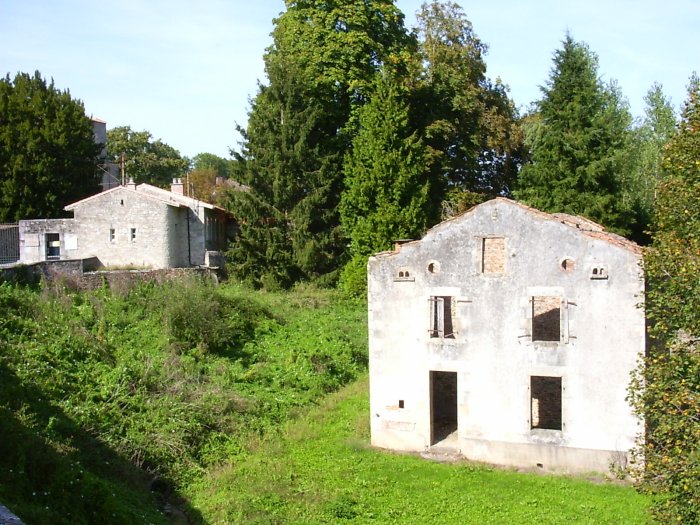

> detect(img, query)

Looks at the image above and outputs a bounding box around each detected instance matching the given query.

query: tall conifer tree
[515,35,633,234]
[0,71,100,221]
[339,76,430,294]
[228,0,413,287]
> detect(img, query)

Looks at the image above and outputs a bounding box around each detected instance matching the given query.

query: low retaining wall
[0,259,222,290]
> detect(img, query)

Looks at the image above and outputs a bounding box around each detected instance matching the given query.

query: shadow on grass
[0,361,204,525]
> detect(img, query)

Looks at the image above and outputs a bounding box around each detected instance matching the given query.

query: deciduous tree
[0,71,100,221]
[106,126,188,188]
[625,83,677,242]
[628,76,700,524]
[414,1,522,207]
[192,152,233,179]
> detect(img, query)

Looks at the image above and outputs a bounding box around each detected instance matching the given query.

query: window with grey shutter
[429,296,455,339]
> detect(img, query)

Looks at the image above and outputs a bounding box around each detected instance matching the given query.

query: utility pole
[119,153,126,185]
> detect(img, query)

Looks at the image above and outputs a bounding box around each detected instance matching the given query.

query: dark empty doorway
[45,233,60,260]
[430,371,458,445]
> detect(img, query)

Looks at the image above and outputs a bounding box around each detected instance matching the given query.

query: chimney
[171,178,184,195]
[126,177,136,190]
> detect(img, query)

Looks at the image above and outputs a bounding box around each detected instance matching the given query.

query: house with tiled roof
[19,179,235,269]
[368,198,644,473]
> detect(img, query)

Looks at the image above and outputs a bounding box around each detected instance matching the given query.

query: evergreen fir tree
[515,35,634,234]
[0,71,100,221]
[227,0,413,287]
[339,76,430,295]
[225,60,343,288]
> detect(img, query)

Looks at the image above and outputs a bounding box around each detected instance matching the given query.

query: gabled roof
[376,197,641,257]
[64,183,232,215]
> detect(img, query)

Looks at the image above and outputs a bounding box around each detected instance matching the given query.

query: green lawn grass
[190,376,651,525]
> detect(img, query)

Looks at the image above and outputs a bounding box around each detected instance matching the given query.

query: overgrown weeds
[0,278,367,524]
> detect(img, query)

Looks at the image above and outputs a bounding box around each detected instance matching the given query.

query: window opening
[109,228,115,242]
[395,268,414,281]
[482,237,505,273]
[561,258,575,272]
[430,371,458,444]
[130,228,136,242]
[427,261,439,274]
[590,266,608,280]
[532,296,561,342]
[531,376,562,430]
[45,233,60,260]
[398,400,404,409]
[429,296,455,338]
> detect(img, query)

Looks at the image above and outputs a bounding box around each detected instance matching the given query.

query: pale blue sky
[1,1,698,159]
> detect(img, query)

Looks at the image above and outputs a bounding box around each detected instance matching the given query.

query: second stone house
[367,198,645,473]
[19,179,235,269]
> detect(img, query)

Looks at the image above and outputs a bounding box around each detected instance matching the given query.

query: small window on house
[45,233,60,260]
[398,400,405,409]
[482,237,505,273]
[130,228,136,242]
[531,376,562,430]
[395,268,414,281]
[561,258,575,272]
[109,228,115,242]
[427,261,440,274]
[532,296,561,342]
[590,265,608,280]
[429,296,455,339]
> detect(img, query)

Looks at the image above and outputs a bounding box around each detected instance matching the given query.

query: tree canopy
[339,75,431,294]
[414,2,522,200]
[515,35,634,235]
[629,75,700,524]
[227,0,413,288]
[0,71,100,221]
[106,126,189,188]
[225,58,344,289]
[624,83,677,242]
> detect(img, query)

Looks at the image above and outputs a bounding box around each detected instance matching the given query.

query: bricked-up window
[482,237,505,273]
[531,376,562,430]
[429,296,455,338]
[532,296,561,342]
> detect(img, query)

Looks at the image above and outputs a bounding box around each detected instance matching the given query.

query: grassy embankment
[0,277,649,524]
[190,376,650,524]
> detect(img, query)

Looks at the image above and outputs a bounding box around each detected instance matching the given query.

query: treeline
[1,3,698,520]
[221,1,683,295]
[221,4,699,521]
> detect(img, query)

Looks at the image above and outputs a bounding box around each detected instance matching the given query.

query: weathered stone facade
[19,181,234,269]
[368,198,645,473]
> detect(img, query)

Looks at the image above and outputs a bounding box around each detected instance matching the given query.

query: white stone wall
[18,185,231,269]
[19,219,79,264]
[69,187,175,268]
[368,198,645,473]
